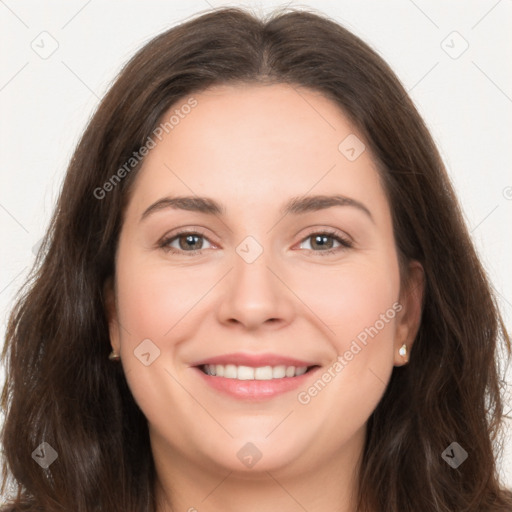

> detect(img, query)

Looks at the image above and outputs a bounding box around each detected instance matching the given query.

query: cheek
[289,256,400,346]
[290,258,400,417]
[298,277,399,447]
[112,265,187,432]
[115,254,212,341]
[112,251,222,418]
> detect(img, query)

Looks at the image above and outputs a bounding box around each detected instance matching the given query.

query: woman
[1,6,511,512]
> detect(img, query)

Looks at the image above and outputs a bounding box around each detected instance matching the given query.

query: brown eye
[299,231,352,255]
[160,231,213,254]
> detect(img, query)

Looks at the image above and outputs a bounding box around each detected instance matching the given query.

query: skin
[105,83,424,512]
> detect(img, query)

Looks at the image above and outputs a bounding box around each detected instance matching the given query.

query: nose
[216,244,295,332]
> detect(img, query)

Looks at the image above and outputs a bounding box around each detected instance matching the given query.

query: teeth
[224,364,237,378]
[237,366,254,380]
[285,366,295,377]
[202,364,310,380]
[254,366,273,380]
[272,365,286,378]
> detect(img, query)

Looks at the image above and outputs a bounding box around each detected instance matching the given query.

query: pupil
[180,234,201,250]
[313,235,332,250]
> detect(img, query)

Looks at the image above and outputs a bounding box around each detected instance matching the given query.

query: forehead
[124,82,387,222]
[164,82,358,158]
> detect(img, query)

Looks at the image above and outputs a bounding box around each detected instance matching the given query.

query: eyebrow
[140,194,374,223]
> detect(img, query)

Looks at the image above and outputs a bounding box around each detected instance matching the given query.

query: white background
[1,0,511,488]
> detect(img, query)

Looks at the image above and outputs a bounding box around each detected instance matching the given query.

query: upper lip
[191,352,319,368]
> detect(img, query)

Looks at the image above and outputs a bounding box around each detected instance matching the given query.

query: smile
[193,358,320,400]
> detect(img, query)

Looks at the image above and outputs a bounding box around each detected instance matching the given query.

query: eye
[158,228,352,256]
[159,230,213,254]
[298,230,352,256]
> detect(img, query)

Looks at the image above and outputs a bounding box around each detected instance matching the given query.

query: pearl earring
[108,350,120,361]
[398,343,407,358]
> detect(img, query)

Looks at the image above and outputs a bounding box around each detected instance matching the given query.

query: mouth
[191,354,321,400]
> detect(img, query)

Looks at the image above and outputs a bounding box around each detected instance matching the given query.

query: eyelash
[158,228,353,257]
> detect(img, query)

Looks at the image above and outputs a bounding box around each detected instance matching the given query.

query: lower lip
[194,366,320,400]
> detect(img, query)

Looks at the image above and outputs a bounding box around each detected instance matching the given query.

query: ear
[103,275,120,354]
[393,260,424,366]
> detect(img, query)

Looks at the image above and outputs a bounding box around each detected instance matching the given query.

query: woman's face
[106,83,423,477]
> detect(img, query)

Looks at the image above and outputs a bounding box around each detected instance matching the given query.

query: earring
[398,343,407,359]
[108,350,121,361]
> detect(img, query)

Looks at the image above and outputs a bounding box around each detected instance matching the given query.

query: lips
[191,352,321,400]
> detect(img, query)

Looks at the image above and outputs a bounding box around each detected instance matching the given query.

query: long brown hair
[1,6,511,511]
